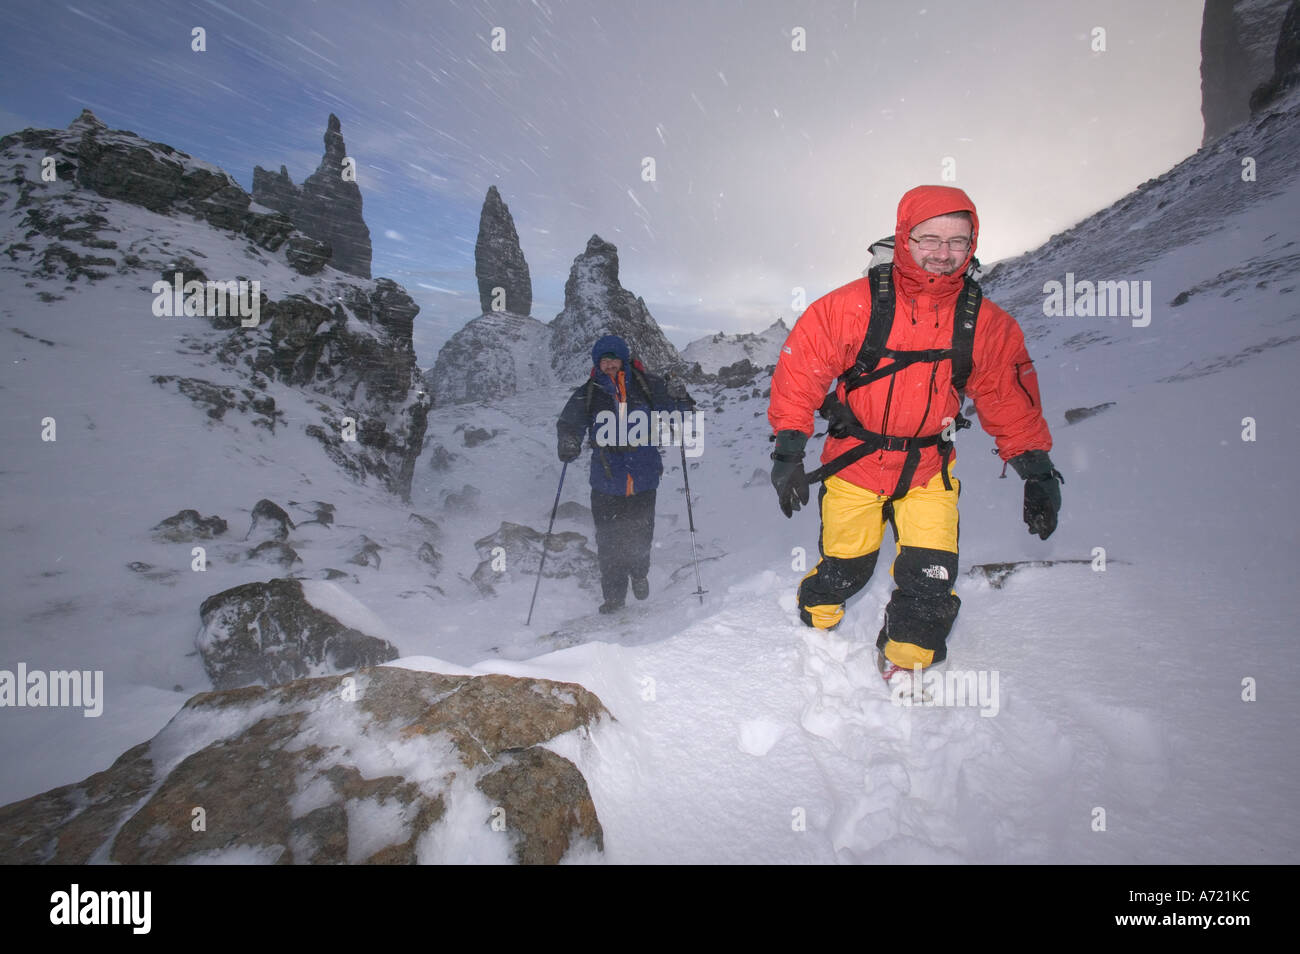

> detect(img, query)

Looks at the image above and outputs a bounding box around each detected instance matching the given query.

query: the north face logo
[922,565,949,580]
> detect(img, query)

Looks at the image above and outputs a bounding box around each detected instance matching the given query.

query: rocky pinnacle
[475,185,532,316]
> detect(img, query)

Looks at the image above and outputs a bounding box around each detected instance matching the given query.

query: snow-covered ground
[3,91,1300,862]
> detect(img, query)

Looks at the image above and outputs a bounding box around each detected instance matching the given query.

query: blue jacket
[557,335,693,496]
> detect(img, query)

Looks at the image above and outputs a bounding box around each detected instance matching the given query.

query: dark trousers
[591,489,656,603]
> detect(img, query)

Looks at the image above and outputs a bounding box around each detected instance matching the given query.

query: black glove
[818,392,858,439]
[1009,450,1063,540]
[770,429,810,518]
[558,433,582,463]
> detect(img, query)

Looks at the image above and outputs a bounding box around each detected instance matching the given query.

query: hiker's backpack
[808,260,983,500]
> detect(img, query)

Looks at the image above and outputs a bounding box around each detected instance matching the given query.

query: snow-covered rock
[424,310,554,406]
[151,509,228,543]
[195,578,399,689]
[471,521,599,597]
[0,666,608,864]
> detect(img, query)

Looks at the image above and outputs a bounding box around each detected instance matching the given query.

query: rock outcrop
[1,110,429,501]
[209,279,429,501]
[1,110,301,266]
[0,666,608,864]
[431,196,688,402]
[715,358,761,389]
[252,114,372,278]
[250,164,299,218]
[548,235,682,382]
[475,185,531,316]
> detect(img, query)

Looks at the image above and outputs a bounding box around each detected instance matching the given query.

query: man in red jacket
[767,185,1062,683]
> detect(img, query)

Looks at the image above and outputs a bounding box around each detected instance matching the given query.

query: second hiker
[557,334,694,614]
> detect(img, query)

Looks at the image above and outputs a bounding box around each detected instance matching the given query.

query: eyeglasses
[909,234,972,252]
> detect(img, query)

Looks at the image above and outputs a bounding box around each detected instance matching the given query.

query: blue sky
[0,0,1204,367]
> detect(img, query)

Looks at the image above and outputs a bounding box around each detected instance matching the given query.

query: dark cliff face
[1250,0,1300,111]
[1277,0,1300,87]
[252,114,373,279]
[1202,0,1293,142]
[251,164,298,218]
[1202,0,1254,143]
[475,185,532,317]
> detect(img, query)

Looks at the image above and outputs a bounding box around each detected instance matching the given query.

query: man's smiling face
[907,212,973,275]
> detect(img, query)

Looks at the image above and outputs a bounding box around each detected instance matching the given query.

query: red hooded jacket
[768,185,1052,496]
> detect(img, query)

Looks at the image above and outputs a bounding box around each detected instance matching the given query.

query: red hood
[892,185,980,299]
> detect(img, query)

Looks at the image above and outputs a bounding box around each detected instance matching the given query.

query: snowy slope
[3,89,1300,863]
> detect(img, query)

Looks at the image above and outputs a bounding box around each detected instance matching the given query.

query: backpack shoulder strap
[629,363,654,406]
[949,276,982,394]
[843,264,895,392]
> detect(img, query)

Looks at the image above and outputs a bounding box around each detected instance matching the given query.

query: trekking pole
[525,461,567,626]
[677,417,707,604]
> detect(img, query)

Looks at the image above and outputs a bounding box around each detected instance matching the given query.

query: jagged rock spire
[251,114,373,279]
[548,234,680,381]
[67,109,106,132]
[474,185,532,316]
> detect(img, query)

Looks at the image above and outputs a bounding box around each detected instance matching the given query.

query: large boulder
[285,233,331,275]
[195,578,399,689]
[0,666,609,864]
